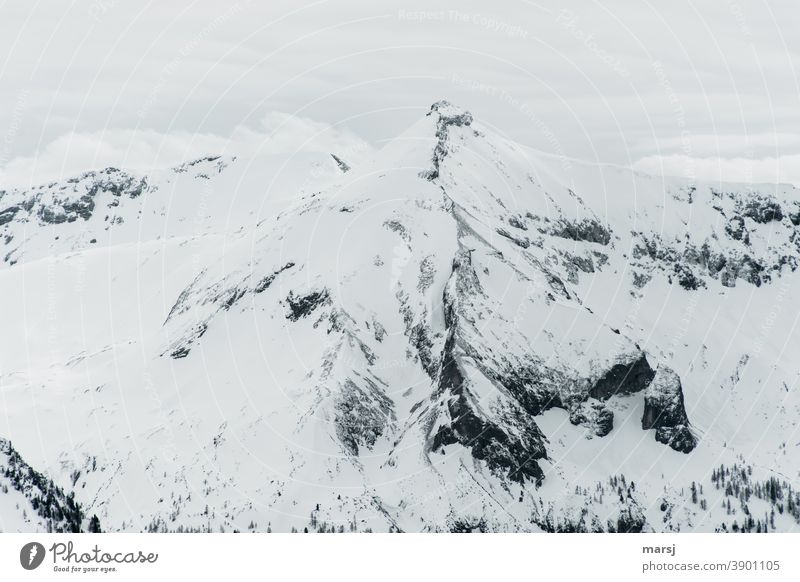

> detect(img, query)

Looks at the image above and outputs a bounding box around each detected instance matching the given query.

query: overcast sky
[1,0,798,187]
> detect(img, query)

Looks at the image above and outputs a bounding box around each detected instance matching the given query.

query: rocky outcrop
[629,187,800,291]
[725,216,749,243]
[568,399,615,437]
[0,205,20,226]
[286,289,331,321]
[330,154,351,173]
[737,194,783,224]
[429,334,548,485]
[335,378,395,455]
[254,262,295,293]
[641,367,696,453]
[789,201,800,226]
[168,322,208,359]
[631,234,777,289]
[545,216,612,246]
[589,354,656,400]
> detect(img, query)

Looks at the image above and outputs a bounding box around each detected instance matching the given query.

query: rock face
[429,332,549,484]
[589,355,656,400]
[642,368,697,453]
[629,186,800,291]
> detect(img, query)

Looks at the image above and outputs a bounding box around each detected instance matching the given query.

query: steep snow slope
[2,102,800,532]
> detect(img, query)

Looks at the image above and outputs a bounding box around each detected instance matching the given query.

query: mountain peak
[427,100,473,127]
[416,100,475,181]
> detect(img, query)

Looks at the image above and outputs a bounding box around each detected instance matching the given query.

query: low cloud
[0,112,373,188]
[633,154,800,187]
[636,133,800,157]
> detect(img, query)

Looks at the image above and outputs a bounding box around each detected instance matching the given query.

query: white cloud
[633,154,800,187]
[0,112,373,188]
[1,1,799,190]
[635,133,800,157]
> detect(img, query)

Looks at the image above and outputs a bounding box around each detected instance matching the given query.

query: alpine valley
[2,102,800,533]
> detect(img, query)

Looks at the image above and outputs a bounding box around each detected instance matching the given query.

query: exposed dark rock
[654,426,696,453]
[720,254,764,288]
[560,250,595,284]
[372,319,386,342]
[163,272,206,323]
[495,228,529,248]
[408,320,439,377]
[738,195,783,224]
[85,171,148,199]
[642,367,697,453]
[632,234,771,288]
[725,216,749,243]
[220,287,247,311]
[507,215,528,230]
[0,206,20,226]
[286,289,331,321]
[429,334,547,485]
[170,346,191,359]
[397,292,441,377]
[672,263,705,290]
[3,169,150,231]
[172,156,222,175]
[330,154,351,173]
[169,322,208,359]
[589,354,656,400]
[546,217,612,245]
[449,518,488,533]
[335,378,395,455]
[38,194,95,223]
[613,503,647,533]
[789,203,800,226]
[632,271,652,289]
[568,399,614,437]
[642,368,689,428]
[487,363,564,418]
[383,219,411,242]
[417,255,436,292]
[254,262,295,293]
[632,235,675,263]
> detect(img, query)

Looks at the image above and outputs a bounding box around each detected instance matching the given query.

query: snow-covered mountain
[2,101,800,533]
